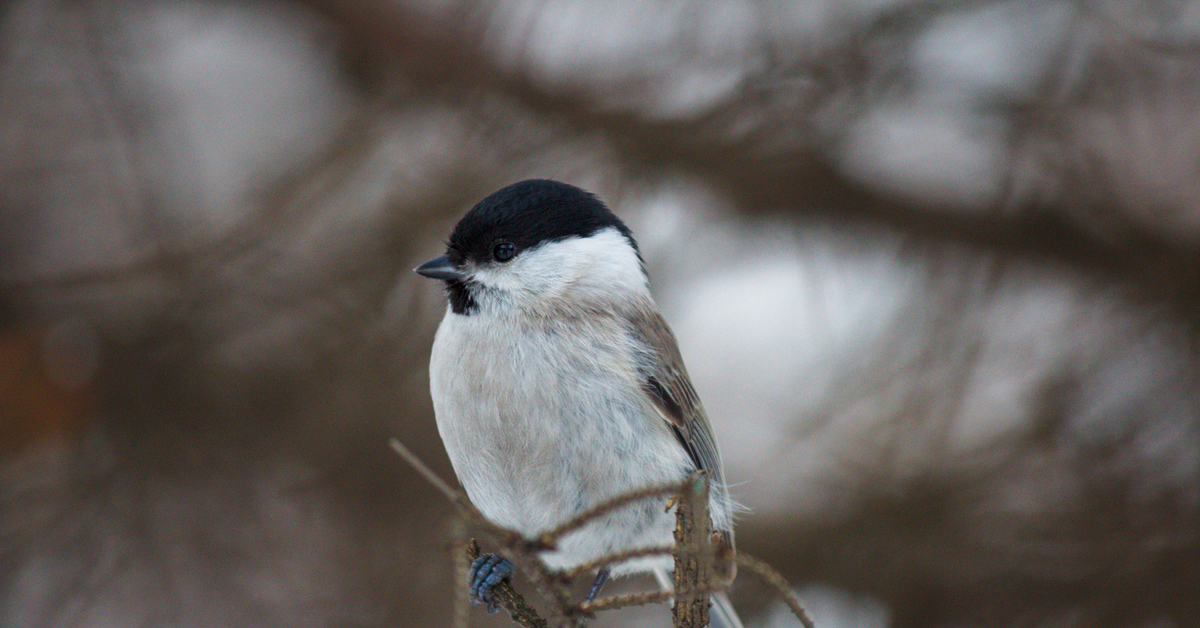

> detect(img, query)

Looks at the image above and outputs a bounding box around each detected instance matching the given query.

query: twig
[466,540,549,628]
[575,589,674,614]
[536,481,685,546]
[509,547,582,628]
[390,437,812,628]
[561,546,675,579]
[388,438,462,504]
[389,438,551,625]
[736,553,817,628]
[576,581,730,615]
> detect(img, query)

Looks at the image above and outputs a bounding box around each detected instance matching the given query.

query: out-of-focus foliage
[2,1,1199,627]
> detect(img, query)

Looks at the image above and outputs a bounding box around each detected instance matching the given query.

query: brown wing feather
[626,308,728,501]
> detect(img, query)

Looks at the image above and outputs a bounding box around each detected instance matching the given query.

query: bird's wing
[626,308,731,534]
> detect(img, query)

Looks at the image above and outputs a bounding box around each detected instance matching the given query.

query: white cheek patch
[564,228,648,292]
[469,228,649,306]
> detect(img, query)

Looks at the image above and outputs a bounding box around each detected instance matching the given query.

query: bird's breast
[428,312,691,540]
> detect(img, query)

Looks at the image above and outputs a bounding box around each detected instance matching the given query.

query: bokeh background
[3,1,1200,627]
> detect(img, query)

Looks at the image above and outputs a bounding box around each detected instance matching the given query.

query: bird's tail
[652,567,745,628]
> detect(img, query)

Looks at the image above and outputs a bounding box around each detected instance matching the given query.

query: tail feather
[651,567,744,628]
[710,590,745,628]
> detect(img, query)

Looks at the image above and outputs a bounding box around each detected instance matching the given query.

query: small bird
[415,179,740,626]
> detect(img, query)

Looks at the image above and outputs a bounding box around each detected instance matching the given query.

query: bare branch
[576,590,673,614]
[387,438,464,506]
[466,540,549,628]
[536,482,685,547]
[561,546,675,580]
[390,437,810,628]
[736,553,817,628]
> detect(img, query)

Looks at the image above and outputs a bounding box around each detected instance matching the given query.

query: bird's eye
[492,241,516,262]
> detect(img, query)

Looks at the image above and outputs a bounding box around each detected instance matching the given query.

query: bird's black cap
[445,179,637,265]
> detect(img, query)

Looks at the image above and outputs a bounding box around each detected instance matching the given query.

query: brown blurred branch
[0,102,414,293]
[737,553,818,628]
[295,0,1200,323]
[18,1,1196,320]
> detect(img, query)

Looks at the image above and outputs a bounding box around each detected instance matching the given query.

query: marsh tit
[416,179,740,627]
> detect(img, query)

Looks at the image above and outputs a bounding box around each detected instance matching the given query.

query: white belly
[429,310,691,573]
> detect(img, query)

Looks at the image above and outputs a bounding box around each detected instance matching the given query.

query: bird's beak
[414,254,465,281]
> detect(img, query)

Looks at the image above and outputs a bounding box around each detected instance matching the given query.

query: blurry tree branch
[1,103,422,293]
[296,0,1200,323]
[7,0,1200,322]
[6,2,1198,625]
[736,553,817,628]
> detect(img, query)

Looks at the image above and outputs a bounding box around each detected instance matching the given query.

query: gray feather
[626,308,735,546]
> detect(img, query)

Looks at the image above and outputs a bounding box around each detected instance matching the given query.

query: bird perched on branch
[416,179,740,627]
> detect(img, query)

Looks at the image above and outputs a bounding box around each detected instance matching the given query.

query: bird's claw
[584,567,610,603]
[469,553,513,613]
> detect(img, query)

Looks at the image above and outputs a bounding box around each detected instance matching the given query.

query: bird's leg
[583,567,611,603]
[469,553,513,614]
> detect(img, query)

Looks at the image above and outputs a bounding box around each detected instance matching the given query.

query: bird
[415,179,740,627]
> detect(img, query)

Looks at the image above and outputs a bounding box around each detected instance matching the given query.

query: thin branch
[389,439,564,626]
[507,546,581,628]
[736,553,817,628]
[387,438,464,506]
[390,437,809,628]
[536,481,685,546]
[466,540,549,628]
[574,580,737,616]
[561,546,675,580]
[575,590,673,614]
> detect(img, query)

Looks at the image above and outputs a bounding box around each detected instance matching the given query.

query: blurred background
[3,0,1199,626]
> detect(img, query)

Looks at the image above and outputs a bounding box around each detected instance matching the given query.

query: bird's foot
[583,567,611,603]
[469,553,513,613]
